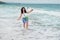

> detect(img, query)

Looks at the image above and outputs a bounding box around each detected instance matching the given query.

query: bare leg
[26,22,28,29]
[23,23,25,28]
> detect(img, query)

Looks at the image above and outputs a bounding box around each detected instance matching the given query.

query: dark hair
[21,7,27,14]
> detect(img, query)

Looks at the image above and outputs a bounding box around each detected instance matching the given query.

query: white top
[22,13,28,18]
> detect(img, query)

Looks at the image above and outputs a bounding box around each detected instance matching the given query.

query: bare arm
[17,13,22,20]
[27,9,33,13]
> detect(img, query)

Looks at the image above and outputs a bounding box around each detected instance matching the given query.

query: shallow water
[0,4,60,40]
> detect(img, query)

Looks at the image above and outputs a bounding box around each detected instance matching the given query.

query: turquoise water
[19,4,60,10]
[0,4,60,40]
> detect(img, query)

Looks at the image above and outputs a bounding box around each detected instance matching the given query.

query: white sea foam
[0,6,60,40]
[31,8,60,17]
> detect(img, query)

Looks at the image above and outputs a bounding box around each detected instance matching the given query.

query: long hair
[21,7,27,14]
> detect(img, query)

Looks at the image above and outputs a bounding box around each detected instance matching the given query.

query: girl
[17,7,33,29]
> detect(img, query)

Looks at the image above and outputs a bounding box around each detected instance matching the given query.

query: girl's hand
[27,9,33,13]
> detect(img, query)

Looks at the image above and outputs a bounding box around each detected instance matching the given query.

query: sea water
[0,4,60,40]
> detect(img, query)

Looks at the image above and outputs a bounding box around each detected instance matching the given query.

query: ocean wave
[30,8,60,17]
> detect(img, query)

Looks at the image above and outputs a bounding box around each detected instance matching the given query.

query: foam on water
[32,8,60,17]
[0,5,60,40]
